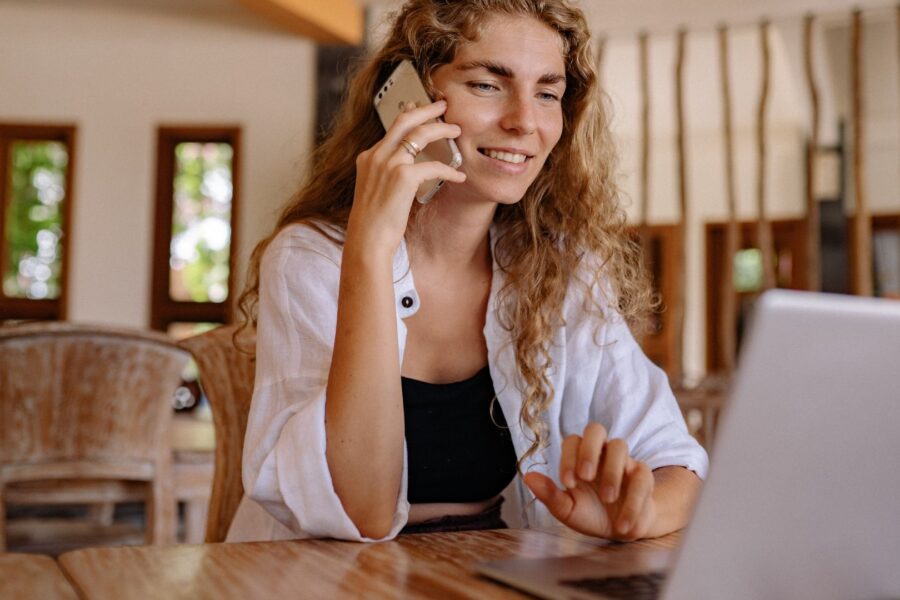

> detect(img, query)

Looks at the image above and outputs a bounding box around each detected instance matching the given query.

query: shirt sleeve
[563,276,709,480]
[241,227,410,541]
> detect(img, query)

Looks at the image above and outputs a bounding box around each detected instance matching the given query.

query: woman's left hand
[523,422,657,541]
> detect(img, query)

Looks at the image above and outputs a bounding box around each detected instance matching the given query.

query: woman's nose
[499,94,537,136]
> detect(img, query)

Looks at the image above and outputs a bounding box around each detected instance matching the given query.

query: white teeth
[486,149,527,164]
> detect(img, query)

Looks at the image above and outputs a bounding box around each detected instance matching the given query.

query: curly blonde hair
[237,0,654,469]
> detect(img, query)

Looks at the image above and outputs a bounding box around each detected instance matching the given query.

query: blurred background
[3,0,898,378]
[0,0,898,553]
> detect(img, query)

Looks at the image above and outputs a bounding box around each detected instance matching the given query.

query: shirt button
[401,296,414,308]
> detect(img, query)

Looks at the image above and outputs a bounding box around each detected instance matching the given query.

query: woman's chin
[442,177,529,207]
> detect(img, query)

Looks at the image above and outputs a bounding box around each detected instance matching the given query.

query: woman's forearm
[646,466,703,538]
[325,242,405,539]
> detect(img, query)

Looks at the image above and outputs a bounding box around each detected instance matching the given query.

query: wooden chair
[177,325,255,543]
[673,374,730,451]
[0,322,190,550]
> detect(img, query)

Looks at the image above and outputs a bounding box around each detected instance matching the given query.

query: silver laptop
[477,290,900,599]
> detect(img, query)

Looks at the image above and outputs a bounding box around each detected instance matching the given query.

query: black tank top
[402,365,518,504]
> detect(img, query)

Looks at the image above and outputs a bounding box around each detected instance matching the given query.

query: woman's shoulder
[265,221,346,268]
[262,221,411,285]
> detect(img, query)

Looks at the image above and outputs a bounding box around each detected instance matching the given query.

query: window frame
[629,224,682,377]
[150,125,242,331]
[0,123,76,322]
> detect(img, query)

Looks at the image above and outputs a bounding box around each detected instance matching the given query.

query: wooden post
[595,36,607,83]
[673,29,688,385]
[756,20,777,290]
[639,31,651,231]
[851,10,872,296]
[637,32,656,330]
[804,15,822,292]
[717,25,739,373]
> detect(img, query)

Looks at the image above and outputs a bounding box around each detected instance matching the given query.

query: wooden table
[58,528,679,599]
[0,553,78,600]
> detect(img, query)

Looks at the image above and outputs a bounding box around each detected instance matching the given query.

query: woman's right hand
[346,100,466,256]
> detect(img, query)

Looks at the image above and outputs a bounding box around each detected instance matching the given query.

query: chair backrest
[177,324,255,543]
[0,322,189,483]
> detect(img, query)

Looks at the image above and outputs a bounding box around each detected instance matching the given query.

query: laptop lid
[664,290,900,599]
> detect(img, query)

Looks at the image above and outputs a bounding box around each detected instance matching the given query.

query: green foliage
[3,141,66,299]
[170,142,233,303]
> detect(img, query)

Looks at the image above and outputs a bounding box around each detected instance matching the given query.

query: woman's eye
[538,92,560,102]
[468,82,499,93]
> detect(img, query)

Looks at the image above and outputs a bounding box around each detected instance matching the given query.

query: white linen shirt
[226,223,709,543]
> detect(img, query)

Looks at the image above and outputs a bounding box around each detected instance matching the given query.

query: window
[150,126,241,331]
[705,219,808,373]
[0,124,75,322]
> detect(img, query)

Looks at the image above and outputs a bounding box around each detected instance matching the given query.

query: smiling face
[430,14,567,206]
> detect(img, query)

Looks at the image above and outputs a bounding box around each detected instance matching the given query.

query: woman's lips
[476,147,533,174]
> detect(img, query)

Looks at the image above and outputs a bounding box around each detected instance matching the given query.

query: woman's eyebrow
[457,60,565,85]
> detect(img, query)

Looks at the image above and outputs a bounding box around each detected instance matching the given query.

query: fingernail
[618,519,631,533]
[564,471,575,488]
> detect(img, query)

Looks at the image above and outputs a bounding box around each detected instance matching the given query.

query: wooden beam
[803,14,822,293]
[717,25,739,373]
[636,32,656,365]
[673,28,688,385]
[234,0,363,45]
[638,31,651,230]
[756,19,776,291]
[850,9,872,296]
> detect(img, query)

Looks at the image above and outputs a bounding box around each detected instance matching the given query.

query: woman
[228,0,708,543]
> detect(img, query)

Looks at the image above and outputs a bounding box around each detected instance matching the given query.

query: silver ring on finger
[400,138,422,158]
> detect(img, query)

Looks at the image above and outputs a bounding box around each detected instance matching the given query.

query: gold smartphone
[374,60,463,204]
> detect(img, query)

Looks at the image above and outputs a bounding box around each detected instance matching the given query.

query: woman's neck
[407,192,496,273]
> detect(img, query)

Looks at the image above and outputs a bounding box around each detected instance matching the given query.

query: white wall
[0,1,317,327]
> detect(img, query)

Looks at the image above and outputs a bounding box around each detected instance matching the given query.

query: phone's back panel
[374,60,461,203]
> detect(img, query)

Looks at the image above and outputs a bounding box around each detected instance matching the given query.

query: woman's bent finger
[396,160,467,185]
[404,121,462,151]
[576,422,607,483]
[598,438,628,503]
[615,461,653,536]
[378,119,461,166]
[382,100,449,148]
[560,435,581,489]
[523,472,575,522]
